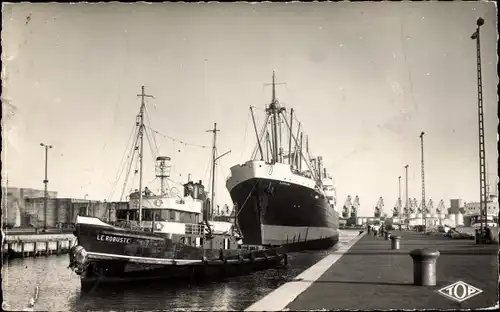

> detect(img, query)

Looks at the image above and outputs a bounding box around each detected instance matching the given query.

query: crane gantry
[374,197,384,218]
[436,199,445,215]
[426,199,434,215]
[393,197,402,217]
[351,195,360,218]
[342,195,352,219]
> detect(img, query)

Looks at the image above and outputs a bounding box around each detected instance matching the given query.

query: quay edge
[2,233,76,259]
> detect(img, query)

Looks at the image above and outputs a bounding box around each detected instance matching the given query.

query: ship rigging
[103,85,221,235]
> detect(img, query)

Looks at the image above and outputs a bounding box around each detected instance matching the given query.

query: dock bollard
[390,235,401,250]
[385,232,391,240]
[409,248,440,286]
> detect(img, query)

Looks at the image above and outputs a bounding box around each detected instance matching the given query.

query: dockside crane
[403,198,409,217]
[351,196,360,218]
[426,199,434,215]
[410,198,418,213]
[393,197,401,217]
[412,198,421,213]
[374,197,384,218]
[436,199,445,215]
[342,195,352,219]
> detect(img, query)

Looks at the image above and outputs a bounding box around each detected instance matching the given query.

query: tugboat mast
[206,123,231,221]
[207,123,220,220]
[136,86,154,225]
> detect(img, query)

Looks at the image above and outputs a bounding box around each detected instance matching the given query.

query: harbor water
[2,230,359,311]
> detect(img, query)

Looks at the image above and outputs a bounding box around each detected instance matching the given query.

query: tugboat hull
[69,217,287,291]
[72,247,286,292]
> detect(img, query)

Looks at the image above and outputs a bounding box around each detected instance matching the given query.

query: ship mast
[271,72,279,163]
[253,72,318,180]
[265,71,285,164]
[206,123,231,221]
[136,86,154,225]
[207,123,219,220]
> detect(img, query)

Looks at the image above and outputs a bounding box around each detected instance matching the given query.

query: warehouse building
[2,186,127,229]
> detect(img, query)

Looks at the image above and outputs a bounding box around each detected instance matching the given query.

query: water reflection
[71,267,290,311]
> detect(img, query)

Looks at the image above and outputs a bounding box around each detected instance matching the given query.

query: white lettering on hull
[96,234,132,244]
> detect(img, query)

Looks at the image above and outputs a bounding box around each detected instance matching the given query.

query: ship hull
[229,176,339,251]
[261,224,339,252]
[70,217,287,291]
[74,219,173,259]
[73,218,247,262]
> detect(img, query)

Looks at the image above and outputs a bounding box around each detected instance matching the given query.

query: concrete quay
[2,233,76,258]
[247,231,498,311]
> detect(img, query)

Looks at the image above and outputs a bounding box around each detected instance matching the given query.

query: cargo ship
[68,86,286,291]
[226,72,339,251]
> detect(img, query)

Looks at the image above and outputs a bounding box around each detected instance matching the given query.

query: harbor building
[2,187,58,228]
[1,186,127,229]
[463,194,499,227]
[463,194,499,215]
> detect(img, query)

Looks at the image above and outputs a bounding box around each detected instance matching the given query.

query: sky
[2,2,498,217]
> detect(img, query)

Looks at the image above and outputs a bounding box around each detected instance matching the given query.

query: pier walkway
[247,231,498,311]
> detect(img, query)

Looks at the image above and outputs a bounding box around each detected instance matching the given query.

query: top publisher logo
[436,281,483,303]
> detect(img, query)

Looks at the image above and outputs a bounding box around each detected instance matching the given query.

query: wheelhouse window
[115,208,200,223]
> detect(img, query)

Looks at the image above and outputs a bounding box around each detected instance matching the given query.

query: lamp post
[398,175,401,214]
[471,17,487,231]
[84,194,89,216]
[419,131,426,230]
[40,143,53,230]
[405,165,409,226]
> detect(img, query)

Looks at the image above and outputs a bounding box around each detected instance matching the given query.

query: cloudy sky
[2,2,498,216]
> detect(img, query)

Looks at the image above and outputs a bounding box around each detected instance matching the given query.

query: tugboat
[226,72,340,252]
[68,86,286,291]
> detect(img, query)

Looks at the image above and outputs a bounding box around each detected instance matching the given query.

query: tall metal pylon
[420,131,426,228]
[471,17,487,230]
